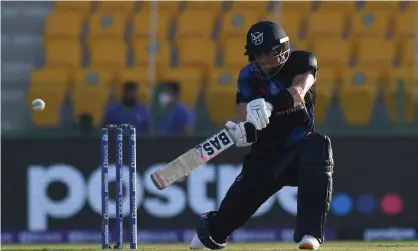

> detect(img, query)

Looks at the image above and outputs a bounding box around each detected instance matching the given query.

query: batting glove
[225,121,252,147]
[246,98,273,130]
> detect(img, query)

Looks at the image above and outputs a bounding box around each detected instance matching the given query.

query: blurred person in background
[102,81,151,135]
[158,82,194,136]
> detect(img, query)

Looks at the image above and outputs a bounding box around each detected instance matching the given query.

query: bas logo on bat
[200,130,234,161]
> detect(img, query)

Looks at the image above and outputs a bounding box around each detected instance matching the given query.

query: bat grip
[244,122,257,143]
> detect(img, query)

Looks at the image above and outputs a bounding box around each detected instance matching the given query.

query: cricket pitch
[2,241,418,250]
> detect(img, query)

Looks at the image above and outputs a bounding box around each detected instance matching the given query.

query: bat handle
[244,122,257,143]
[225,122,258,143]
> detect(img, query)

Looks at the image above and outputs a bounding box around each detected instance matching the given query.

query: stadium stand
[89,39,127,70]
[22,1,416,128]
[87,11,128,42]
[132,39,171,70]
[185,1,223,12]
[117,67,152,102]
[314,66,336,123]
[72,69,113,125]
[350,10,393,37]
[220,10,259,39]
[384,66,416,123]
[96,1,136,13]
[311,38,350,67]
[44,39,82,69]
[339,67,381,125]
[206,67,241,123]
[176,37,217,71]
[308,11,348,38]
[222,37,247,67]
[176,9,217,38]
[44,11,84,41]
[54,1,92,16]
[159,67,203,108]
[132,9,173,39]
[28,68,69,126]
[354,38,396,68]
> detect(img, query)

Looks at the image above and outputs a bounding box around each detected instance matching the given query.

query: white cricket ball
[32,98,45,111]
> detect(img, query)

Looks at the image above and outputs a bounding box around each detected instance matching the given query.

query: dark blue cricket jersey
[236,50,317,149]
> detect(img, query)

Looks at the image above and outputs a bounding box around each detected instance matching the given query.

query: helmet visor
[248,38,290,79]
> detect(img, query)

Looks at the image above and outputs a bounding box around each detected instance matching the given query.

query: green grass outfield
[2,241,418,251]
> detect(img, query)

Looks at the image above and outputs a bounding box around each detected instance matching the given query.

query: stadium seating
[115,68,152,103]
[278,11,305,40]
[140,1,180,13]
[229,1,269,12]
[400,37,415,66]
[185,2,223,12]
[205,85,236,124]
[72,86,109,125]
[311,38,350,67]
[263,11,311,50]
[45,39,82,69]
[176,38,216,71]
[350,10,393,37]
[307,11,348,38]
[383,67,416,123]
[131,38,171,70]
[315,66,336,123]
[208,68,241,87]
[72,69,114,89]
[395,10,415,37]
[96,1,136,13]
[220,10,259,39]
[222,37,247,67]
[89,39,127,70]
[158,67,203,108]
[205,67,240,123]
[339,84,378,126]
[316,1,357,13]
[290,38,308,51]
[87,11,128,42]
[28,69,69,126]
[281,2,312,14]
[35,1,416,127]
[176,10,217,38]
[72,70,113,125]
[339,67,381,125]
[361,1,400,12]
[55,1,92,16]
[44,11,84,41]
[354,38,395,68]
[132,9,173,39]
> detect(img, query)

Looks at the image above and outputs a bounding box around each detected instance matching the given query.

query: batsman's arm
[267,51,318,112]
[234,103,247,122]
[287,71,315,106]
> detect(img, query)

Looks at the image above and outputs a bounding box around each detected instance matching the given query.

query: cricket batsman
[190,21,334,250]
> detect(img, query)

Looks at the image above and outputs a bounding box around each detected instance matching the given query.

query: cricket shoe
[298,235,320,250]
[190,233,206,250]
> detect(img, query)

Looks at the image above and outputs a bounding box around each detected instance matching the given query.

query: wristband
[267,89,294,112]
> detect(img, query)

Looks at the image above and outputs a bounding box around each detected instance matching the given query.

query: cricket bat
[150,129,235,190]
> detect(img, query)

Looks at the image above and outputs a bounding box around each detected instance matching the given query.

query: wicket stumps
[101,124,137,249]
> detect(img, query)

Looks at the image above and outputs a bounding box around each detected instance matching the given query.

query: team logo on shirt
[251,32,264,46]
[269,82,279,95]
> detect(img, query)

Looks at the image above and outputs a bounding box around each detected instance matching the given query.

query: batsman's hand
[225,121,251,147]
[246,98,273,130]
